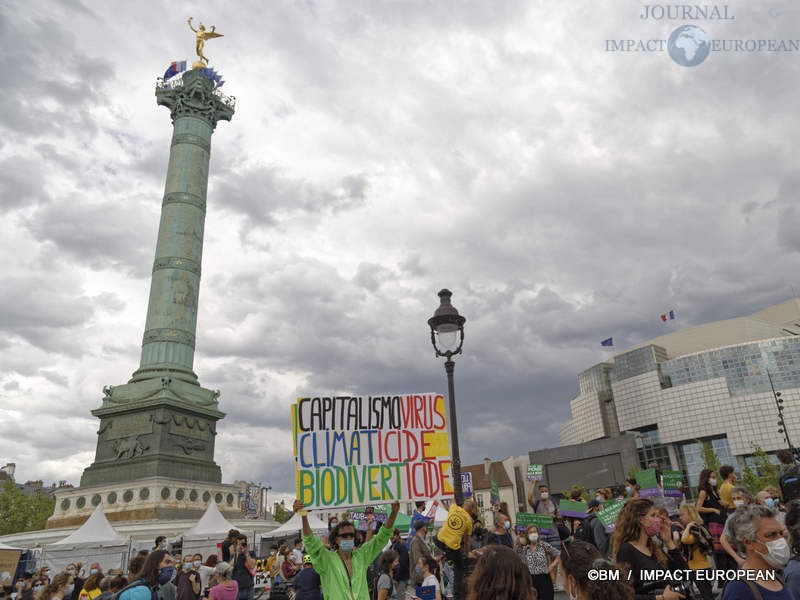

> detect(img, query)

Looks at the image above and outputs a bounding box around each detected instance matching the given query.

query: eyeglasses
[338,533,355,539]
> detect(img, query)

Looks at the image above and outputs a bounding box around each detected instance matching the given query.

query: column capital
[156,68,235,129]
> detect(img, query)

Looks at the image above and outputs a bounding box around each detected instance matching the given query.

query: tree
[741,445,779,495]
[560,484,588,502]
[273,500,291,524]
[0,480,55,535]
[699,440,722,474]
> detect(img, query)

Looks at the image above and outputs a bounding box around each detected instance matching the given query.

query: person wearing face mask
[15,572,35,600]
[118,551,174,600]
[36,572,73,600]
[696,469,725,567]
[293,498,400,600]
[517,524,560,600]
[486,512,514,548]
[194,555,215,596]
[722,504,793,599]
[409,520,432,585]
[77,568,104,600]
[176,554,200,600]
[559,539,634,600]
[612,498,687,600]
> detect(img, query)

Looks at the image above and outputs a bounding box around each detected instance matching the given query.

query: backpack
[111,580,156,600]
[780,467,800,503]
[573,514,597,547]
[693,524,714,554]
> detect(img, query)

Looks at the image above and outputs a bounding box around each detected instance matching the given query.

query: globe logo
[668,25,711,67]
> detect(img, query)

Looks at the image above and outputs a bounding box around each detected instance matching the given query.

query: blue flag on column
[601,337,613,347]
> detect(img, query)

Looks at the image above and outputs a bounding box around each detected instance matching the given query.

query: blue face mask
[158,566,175,585]
[504,521,511,530]
[339,539,355,552]
[765,498,779,509]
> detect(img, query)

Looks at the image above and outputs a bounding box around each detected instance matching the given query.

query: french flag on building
[163,60,187,80]
[660,309,676,322]
[601,337,613,347]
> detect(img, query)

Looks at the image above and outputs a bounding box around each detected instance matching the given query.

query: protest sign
[662,470,684,498]
[292,394,453,509]
[462,472,473,498]
[516,512,554,534]
[253,557,271,591]
[636,468,660,498]
[596,499,626,533]
[416,586,436,600]
[526,464,543,482]
[558,499,588,519]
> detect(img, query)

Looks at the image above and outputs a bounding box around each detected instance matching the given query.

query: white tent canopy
[262,512,328,539]
[184,503,237,538]
[53,505,126,545]
[44,506,130,571]
[181,503,240,558]
[0,541,21,550]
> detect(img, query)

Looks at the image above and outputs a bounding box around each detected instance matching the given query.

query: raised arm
[188,17,197,32]
[383,501,401,530]
[293,499,312,536]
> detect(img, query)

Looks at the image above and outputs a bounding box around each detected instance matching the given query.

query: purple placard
[638,487,660,498]
[664,488,683,498]
[604,523,616,533]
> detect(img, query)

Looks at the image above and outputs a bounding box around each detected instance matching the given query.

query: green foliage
[0,480,55,535]
[699,440,722,474]
[560,483,588,501]
[273,501,291,524]
[740,445,779,495]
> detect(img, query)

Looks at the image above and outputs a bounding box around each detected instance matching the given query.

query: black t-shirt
[616,542,685,599]
[486,531,514,548]
[232,552,255,590]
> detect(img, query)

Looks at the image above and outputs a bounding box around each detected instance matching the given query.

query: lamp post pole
[428,289,467,600]
[446,359,464,507]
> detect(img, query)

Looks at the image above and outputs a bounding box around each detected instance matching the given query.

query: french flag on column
[163,60,187,80]
[601,337,614,347]
[660,309,676,322]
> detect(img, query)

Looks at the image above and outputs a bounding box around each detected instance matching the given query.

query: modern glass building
[559,300,800,489]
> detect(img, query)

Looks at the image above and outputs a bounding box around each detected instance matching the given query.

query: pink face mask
[644,517,662,536]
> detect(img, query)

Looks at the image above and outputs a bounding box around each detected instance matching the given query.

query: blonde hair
[680,503,702,524]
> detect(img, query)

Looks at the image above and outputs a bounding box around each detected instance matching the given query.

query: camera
[671,580,696,600]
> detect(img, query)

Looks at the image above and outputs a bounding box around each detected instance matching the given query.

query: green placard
[558,499,588,518]
[516,512,554,530]
[662,470,682,489]
[635,468,659,489]
[527,464,543,480]
[596,499,626,527]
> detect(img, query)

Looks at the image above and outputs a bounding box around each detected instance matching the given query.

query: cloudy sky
[2,0,800,504]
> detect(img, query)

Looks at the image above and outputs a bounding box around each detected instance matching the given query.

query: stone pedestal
[48,477,241,528]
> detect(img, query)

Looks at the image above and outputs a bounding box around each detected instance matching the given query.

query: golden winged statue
[188,17,223,67]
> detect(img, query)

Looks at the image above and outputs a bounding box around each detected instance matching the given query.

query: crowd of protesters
[9,450,800,600]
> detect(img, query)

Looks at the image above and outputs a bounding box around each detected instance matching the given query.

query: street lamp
[428,288,466,600]
[768,370,796,456]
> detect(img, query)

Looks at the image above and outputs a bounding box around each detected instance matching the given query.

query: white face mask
[758,537,791,568]
[529,533,539,543]
[709,478,718,486]
[540,492,549,500]
[193,561,201,568]
[733,499,745,508]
